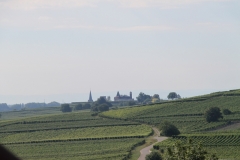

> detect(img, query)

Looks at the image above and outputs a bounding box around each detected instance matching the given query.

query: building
[88,91,93,102]
[114,91,134,101]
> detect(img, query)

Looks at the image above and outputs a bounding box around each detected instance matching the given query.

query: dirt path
[138,128,168,160]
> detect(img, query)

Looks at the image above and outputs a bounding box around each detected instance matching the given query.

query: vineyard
[5,139,144,160]
[0,111,152,159]
[1,89,240,159]
[101,89,240,159]
[101,90,240,133]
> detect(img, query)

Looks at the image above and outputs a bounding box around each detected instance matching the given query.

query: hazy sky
[0,0,240,104]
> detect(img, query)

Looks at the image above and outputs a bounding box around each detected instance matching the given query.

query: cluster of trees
[73,103,91,111]
[167,92,181,100]
[136,93,160,104]
[204,107,232,123]
[136,92,181,104]
[0,102,61,112]
[91,97,112,112]
[61,103,92,113]
[147,139,218,160]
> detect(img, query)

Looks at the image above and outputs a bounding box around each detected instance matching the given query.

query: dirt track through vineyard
[138,128,168,160]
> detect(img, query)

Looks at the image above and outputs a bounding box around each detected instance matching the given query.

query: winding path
[138,128,168,160]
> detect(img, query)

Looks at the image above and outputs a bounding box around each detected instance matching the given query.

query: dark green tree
[159,121,180,137]
[222,109,232,115]
[74,104,82,111]
[136,92,151,103]
[145,151,162,160]
[60,104,72,112]
[204,107,223,122]
[152,94,160,99]
[91,97,112,112]
[164,139,218,160]
[167,92,178,100]
[97,104,109,112]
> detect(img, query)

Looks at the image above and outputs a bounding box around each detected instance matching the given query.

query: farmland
[101,89,240,159]
[0,110,151,159]
[101,90,240,133]
[1,89,240,159]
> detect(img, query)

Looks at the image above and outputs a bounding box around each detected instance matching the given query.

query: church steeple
[88,91,93,102]
[116,91,120,97]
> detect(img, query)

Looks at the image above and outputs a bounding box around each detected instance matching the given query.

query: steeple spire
[88,91,93,102]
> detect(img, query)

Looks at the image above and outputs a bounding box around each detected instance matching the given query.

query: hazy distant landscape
[0,89,240,159]
[1,0,240,159]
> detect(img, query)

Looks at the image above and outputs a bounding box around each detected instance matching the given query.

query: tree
[164,139,218,160]
[222,109,232,115]
[152,94,160,99]
[91,97,112,112]
[204,107,223,122]
[61,104,72,112]
[145,151,162,160]
[74,104,82,111]
[167,92,178,100]
[159,121,180,137]
[136,92,151,103]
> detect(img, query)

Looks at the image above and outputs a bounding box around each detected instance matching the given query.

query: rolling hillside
[101,89,240,159]
[0,112,152,160]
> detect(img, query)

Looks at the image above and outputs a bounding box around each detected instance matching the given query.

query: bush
[61,104,72,112]
[204,107,223,122]
[159,121,180,137]
[164,139,218,160]
[145,151,162,160]
[223,109,232,115]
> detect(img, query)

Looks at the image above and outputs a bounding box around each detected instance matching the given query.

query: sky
[0,0,240,104]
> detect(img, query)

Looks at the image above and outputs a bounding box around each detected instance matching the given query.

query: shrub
[159,121,180,137]
[145,151,162,160]
[164,139,218,160]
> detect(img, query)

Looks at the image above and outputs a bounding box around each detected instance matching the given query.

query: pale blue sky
[0,0,240,104]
